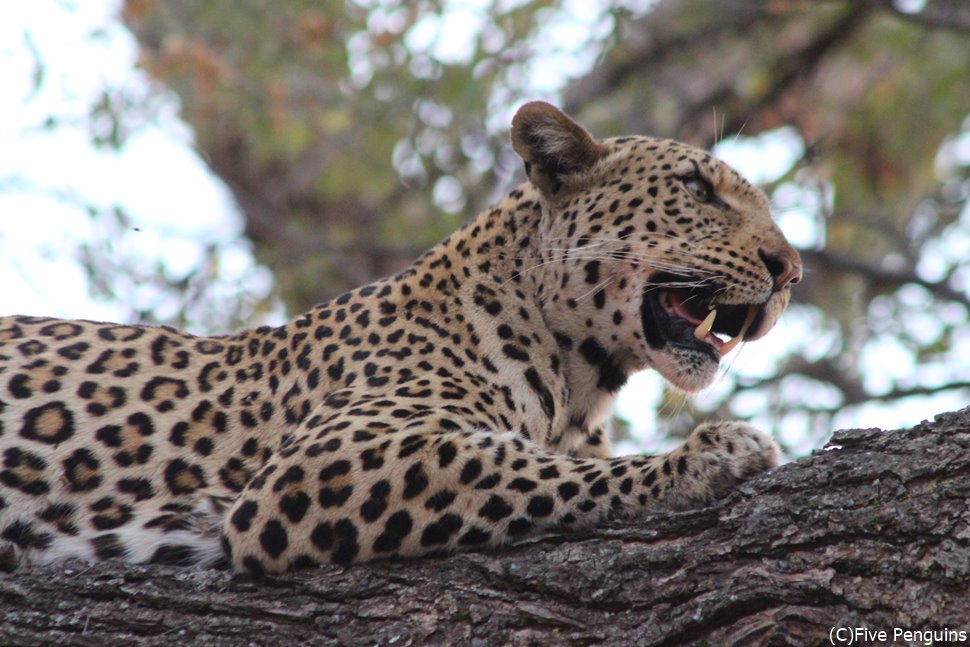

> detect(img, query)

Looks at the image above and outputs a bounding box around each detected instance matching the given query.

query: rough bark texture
[3,408,970,646]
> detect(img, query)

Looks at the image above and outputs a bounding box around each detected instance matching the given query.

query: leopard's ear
[511,101,608,200]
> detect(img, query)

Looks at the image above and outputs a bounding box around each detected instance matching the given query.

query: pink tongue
[667,291,705,325]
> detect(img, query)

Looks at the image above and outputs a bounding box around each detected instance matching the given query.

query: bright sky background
[0,1,256,323]
[2,0,966,456]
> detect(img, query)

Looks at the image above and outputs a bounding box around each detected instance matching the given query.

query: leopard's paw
[660,420,780,509]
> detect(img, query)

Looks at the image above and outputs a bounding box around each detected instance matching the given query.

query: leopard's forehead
[599,134,765,205]
[603,135,748,185]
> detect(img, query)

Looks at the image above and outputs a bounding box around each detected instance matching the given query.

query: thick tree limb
[3,408,970,646]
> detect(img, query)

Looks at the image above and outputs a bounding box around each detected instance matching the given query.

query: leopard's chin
[638,273,777,392]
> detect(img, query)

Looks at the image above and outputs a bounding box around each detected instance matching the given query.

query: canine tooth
[693,309,717,341]
[719,305,758,356]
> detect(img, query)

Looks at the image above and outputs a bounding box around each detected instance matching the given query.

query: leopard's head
[511,101,801,393]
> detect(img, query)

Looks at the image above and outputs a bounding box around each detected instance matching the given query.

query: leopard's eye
[683,175,714,203]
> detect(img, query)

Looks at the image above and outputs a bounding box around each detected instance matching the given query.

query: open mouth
[640,274,764,361]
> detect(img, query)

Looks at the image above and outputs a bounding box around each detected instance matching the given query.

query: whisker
[575,276,615,303]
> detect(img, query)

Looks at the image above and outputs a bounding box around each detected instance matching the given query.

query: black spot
[437,441,457,468]
[553,332,573,350]
[373,510,413,553]
[279,491,311,524]
[150,544,199,566]
[352,430,376,442]
[526,495,555,517]
[360,480,391,522]
[539,465,560,480]
[398,435,428,459]
[478,494,514,521]
[320,437,342,453]
[557,481,580,502]
[319,460,351,482]
[8,374,32,399]
[95,424,122,447]
[331,519,359,564]
[577,337,627,392]
[459,458,483,485]
[424,489,457,512]
[194,436,214,456]
[458,527,491,546]
[273,465,306,492]
[91,533,127,560]
[327,357,344,382]
[231,500,259,532]
[524,368,555,419]
[117,477,154,501]
[403,462,429,500]
[311,521,333,552]
[677,455,690,474]
[420,513,463,547]
[259,520,288,559]
[507,517,534,536]
[501,344,530,362]
[289,554,319,571]
[360,448,385,471]
[475,473,502,490]
[242,555,266,576]
[588,478,610,497]
[319,484,353,508]
[508,477,537,493]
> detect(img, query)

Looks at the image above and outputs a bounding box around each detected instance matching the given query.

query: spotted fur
[0,102,800,573]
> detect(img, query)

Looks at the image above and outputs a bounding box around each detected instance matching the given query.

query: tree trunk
[3,408,969,646]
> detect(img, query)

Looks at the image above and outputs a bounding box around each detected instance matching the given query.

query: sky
[1,0,966,455]
[0,1,257,323]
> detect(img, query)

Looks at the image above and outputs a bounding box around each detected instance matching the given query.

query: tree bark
[3,408,970,646]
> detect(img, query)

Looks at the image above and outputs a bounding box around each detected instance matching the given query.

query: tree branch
[800,248,970,309]
[678,2,875,141]
[4,408,970,645]
[734,356,970,412]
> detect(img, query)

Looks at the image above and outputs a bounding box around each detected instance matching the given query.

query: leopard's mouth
[640,274,765,361]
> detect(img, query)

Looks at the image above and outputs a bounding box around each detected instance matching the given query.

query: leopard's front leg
[648,420,781,509]
[222,396,779,574]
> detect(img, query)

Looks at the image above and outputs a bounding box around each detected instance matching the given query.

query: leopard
[0,101,801,574]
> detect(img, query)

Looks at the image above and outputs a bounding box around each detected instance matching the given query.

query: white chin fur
[650,347,719,393]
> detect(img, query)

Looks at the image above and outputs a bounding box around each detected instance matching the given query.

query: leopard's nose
[758,246,802,291]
